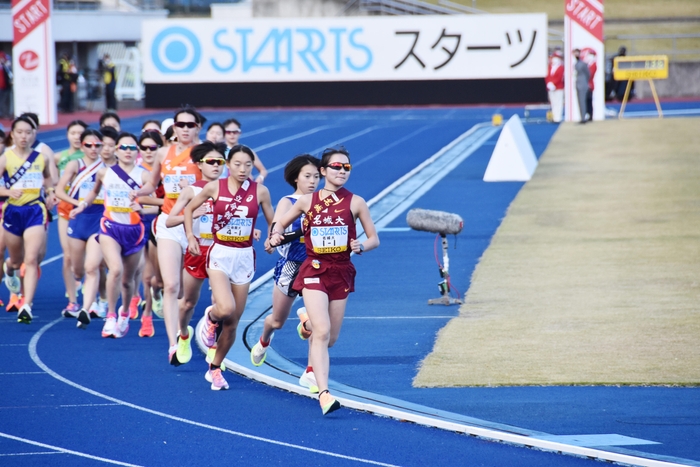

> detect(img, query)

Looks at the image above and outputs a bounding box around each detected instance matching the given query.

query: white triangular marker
[483,114,538,182]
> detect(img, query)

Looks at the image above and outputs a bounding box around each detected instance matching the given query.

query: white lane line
[266,126,383,174]
[344,316,455,320]
[620,108,700,118]
[377,227,411,232]
[59,403,121,408]
[40,254,63,266]
[353,124,434,169]
[28,319,399,467]
[0,344,28,346]
[0,372,46,375]
[0,431,142,466]
[253,125,334,153]
[0,451,63,456]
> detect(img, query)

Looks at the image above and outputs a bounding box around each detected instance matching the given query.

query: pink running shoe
[205,366,229,391]
[102,316,117,338]
[199,307,219,348]
[114,315,129,338]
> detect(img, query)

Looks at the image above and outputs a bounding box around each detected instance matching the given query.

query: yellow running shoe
[319,390,340,416]
[176,325,194,364]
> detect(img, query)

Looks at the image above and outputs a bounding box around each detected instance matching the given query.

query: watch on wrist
[358,243,364,255]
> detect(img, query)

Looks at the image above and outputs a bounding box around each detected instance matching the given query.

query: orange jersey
[160,146,201,214]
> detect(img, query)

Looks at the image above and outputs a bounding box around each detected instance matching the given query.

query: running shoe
[17,304,32,324]
[199,307,219,348]
[151,287,163,318]
[205,366,229,391]
[128,295,141,320]
[250,334,273,366]
[299,369,319,394]
[5,294,22,313]
[62,302,80,318]
[296,307,311,340]
[114,314,129,338]
[88,301,100,319]
[97,299,108,319]
[76,308,90,329]
[102,316,117,338]
[176,325,194,364]
[169,345,181,366]
[319,390,341,416]
[3,263,21,295]
[139,315,155,338]
[205,346,226,371]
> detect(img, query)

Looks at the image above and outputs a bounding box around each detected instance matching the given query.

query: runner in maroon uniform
[184,144,274,390]
[269,147,379,415]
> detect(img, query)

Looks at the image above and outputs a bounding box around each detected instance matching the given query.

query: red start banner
[565,0,603,42]
[12,0,51,45]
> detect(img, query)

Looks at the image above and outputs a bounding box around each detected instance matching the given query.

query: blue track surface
[2,103,699,466]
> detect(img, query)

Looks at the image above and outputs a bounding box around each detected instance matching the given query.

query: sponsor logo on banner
[19,50,39,70]
[142,15,547,83]
[12,0,50,45]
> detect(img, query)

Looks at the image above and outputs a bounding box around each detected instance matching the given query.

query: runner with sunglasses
[269,148,379,414]
[223,119,267,184]
[131,108,202,362]
[72,133,149,338]
[55,129,106,327]
[135,130,164,337]
[49,120,88,317]
[184,144,274,390]
[165,141,225,364]
[251,155,321,386]
[0,116,57,324]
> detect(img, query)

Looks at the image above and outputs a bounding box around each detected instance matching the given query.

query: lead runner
[269,147,379,415]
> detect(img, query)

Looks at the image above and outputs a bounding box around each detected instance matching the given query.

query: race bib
[216,217,253,242]
[79,180,104,204]
[12,171,43,194]
[106,188,131,212]
[310,226,348,254]
[163,174,197,199]
[198,203,214,239]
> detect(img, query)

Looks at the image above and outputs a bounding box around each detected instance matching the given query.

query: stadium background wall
[145,79,548,108]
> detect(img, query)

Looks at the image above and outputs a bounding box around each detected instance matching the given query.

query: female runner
[0,116,56,323]
[72,132,148,338]
[166,141,224,363]
[131,108,202,362]
[53,120,88,315]
[55,129,105,326]
[251,155,321,387]
[184,144,274,390]
[269,147,379,415]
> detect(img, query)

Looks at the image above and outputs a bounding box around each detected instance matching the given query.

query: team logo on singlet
[312,259,321,269]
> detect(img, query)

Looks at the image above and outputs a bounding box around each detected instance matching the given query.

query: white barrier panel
[483,115,537,182]
[142,14,547,84]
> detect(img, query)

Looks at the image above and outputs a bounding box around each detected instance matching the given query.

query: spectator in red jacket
[545,49,564,123]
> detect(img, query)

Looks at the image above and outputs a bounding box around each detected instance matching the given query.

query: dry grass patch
[414,118,700,387]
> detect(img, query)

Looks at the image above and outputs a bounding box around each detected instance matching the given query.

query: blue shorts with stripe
[2,203,47,236]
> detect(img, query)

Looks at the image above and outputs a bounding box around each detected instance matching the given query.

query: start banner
[564,0,604,122]
[12,0,56,125]
[142,14,547,84]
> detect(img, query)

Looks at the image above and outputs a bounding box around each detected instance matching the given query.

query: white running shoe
[102,316,117,338]
[205,367,229,391]
[17,304,33,324]
[97,300,108,318]
[299,369,319,394]
[3,263,21,295]
[114,314,129,338]
[250,334,273,367]
[88,301,100,319]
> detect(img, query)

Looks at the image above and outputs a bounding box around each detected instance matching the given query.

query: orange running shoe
[139,315,155,338]
[129,295,141,320]
[6,294,22,313]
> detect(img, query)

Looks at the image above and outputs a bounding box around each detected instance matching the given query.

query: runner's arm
[351,195,379,254]
[54,160,79,206]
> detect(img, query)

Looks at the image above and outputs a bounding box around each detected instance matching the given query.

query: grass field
[414,118,700,387]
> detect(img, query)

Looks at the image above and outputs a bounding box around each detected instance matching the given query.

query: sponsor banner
[12,0,56,124]
[143,14,547,84]
[564,0,604,122]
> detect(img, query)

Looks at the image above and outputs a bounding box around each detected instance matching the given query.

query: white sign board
[142,14,547,84]
[12,0,57,125]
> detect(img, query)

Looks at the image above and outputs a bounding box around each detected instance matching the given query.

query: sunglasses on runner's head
[201,158,226,166]
[82,142,103,149]
[225,129,241,135]
[325,162,352,172]
[174,121,197,129]
[118,144,138,151]
[139,145,159,151]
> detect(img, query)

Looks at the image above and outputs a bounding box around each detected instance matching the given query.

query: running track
[1,103,699,466]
